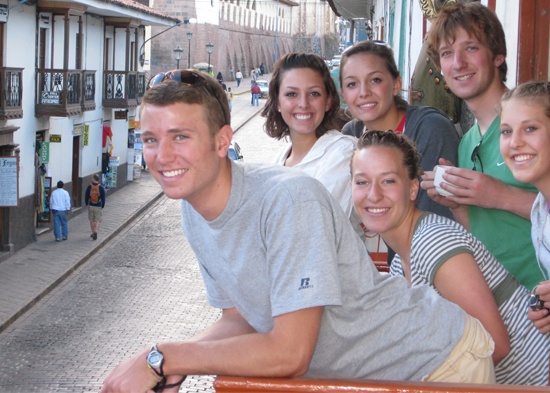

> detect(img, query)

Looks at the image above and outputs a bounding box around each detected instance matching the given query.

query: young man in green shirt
[421,2,546,290]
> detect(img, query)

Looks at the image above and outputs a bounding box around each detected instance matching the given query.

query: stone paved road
[0,112,288,393]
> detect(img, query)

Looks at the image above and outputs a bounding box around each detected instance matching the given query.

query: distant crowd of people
[100,3,550,392]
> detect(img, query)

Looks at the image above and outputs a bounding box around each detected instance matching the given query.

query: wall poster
[37,176,52,223]
[0,156,19,207]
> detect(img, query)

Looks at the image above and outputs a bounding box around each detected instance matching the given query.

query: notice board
[0,156,19,207]
[37,177,52,223]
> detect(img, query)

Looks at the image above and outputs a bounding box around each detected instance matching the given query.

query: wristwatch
[146,344,165,377]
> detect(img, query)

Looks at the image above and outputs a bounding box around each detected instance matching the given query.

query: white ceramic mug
[434,165,458,197]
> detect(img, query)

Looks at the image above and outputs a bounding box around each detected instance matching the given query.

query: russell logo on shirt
[299,278,313,290]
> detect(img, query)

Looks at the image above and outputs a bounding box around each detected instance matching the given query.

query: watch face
[530,294,544,311]
[148,352,162,367]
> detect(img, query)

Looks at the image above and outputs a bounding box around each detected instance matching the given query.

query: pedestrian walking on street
[251,81,260,106]
[227,87,233,111]
[216,71,223,83]
[260,62,265,75]
[50,180,71,242]
[236,70,242,87]
[251,68,257,85]
[85,173,106,241]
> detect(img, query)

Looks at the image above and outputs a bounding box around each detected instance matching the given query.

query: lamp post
[139,18,196,67]
[173,46,183,69]
[206,42,214,75]
[187,31,193,68]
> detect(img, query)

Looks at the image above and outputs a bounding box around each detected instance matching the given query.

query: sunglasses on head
[148,70,229,126]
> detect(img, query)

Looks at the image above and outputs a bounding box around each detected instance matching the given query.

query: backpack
[90,183,101,204]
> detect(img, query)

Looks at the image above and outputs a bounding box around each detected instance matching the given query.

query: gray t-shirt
[181,161,465,381]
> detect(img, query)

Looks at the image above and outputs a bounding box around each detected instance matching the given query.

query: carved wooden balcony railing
[137,72,146,105]
[0,67,23,120]
[83,70,96,111]
[36,68,82,117]
[103,71,146,108]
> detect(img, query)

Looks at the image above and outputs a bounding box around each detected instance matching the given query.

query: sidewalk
[0,73,269,334]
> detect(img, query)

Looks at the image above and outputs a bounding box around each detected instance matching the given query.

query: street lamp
[206,42,214,75]
[365,20,373,40]
[173,46,183,69]
[187,31,193,69]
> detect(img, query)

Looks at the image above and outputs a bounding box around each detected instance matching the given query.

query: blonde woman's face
[500,97,550,188]
[351,146,418,235]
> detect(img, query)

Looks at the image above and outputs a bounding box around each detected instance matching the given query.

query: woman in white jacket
[262,53,359,231]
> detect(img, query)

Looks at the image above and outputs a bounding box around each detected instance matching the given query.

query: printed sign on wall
[41,91,60,104]
[73,123,83,136]
[0,156,19,207]
[83,125,90,146]
[40,142,49,163]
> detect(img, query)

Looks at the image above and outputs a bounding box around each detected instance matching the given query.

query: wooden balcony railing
[83,70,96,111]
[214,376,550,393]
[0,67,23,120]
[137,72,146,104]
[36,68,82,117]
[103,71,146,108]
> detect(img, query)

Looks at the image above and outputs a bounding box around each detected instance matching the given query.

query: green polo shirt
[458,116,544,290]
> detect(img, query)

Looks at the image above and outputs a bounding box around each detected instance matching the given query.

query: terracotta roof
[101,0,180,23]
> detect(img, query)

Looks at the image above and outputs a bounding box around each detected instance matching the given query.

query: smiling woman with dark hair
[262,53,361,235]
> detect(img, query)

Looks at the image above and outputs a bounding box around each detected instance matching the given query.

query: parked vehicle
[256,80,269,98]
[228,141,243,162]
[325,60,333,70]
[332,55,341,68]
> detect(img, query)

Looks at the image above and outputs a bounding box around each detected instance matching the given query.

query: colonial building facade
[148,0,341,79]
[0,0,177,260]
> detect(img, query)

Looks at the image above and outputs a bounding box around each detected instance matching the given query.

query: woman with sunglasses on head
[351,130,550,385]
[340,41,460,223]
[262,53,361,235]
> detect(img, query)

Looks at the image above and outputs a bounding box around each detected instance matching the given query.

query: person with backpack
[85,173,106,240]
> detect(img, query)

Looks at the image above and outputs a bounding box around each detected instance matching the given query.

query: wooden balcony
[35,68,82,117]
[83,70,96,112]
[0,67,23,120]
[103,71,146,108]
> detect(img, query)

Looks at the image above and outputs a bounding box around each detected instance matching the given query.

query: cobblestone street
[0,112,288,393]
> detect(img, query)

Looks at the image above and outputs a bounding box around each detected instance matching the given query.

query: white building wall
[7,2,49,198]
[114,27,127,70]
[81,14,105,177]
[69,15,79,69]
[197,0,220,25]
[495,0,520,88]
[110,113,129,166]
[47,118,75,183]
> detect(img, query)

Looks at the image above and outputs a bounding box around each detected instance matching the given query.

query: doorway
[72,135,81,208]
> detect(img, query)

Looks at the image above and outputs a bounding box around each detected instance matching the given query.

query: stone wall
[149,0,294,81]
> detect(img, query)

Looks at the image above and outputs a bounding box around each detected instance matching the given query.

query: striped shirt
[390,212,550,385]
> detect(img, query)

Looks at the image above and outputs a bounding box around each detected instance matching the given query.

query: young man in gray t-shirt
[101,72,495,393]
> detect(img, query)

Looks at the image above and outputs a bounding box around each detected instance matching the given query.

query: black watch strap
[147,344,165,378]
